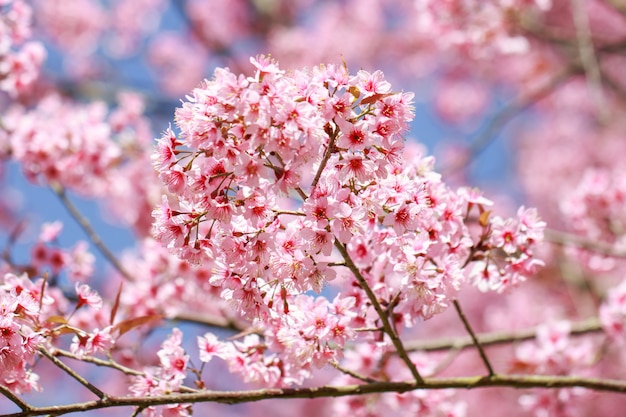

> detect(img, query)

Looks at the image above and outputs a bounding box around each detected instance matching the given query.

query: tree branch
[571,0,608,121]
[52,348,199,394]
[50,183,134,282]
[5,373,626,417]
[330,361,381,383]
[442,66,575,175]
[0,385,29,411]
[53,348,145,377]
[453,300,495,376]
[310,125,337,190]
[38,348,108,400]
[404,317,602,352]
[170,311,248,333]
[334,241,424,384]
[544,229,626,257]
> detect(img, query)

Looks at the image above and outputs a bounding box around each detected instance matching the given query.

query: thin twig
[0,385,29,411]
[129,406,146,417]
[271,209,305,217]
[599,68,626,104]
[310,126,337,190]
[171,311,247,333]
[442,66,575,175]
[545,229,626,257]
[53,348,144,377]
[53,348,199,394]
[404,317,602,352]
[38,348,108,400]
[334,241,424,384]
[571,0,608,121]
[50,183,134,281]
[452,300,495,376]
[605,0,626,16]
[330,361,380,383]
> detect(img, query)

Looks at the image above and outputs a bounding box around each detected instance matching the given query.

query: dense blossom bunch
[32,0,166,58]
[2,95,121,194]
[0,223,118,397]
[471,206,546,292]
[513,322,596,417]
[0,90,162,235]
[0,273,46,394]
[130,328,192,417]
[560,168,626,272]
[0,267,112,394]
[150,57,545,391]
[414,0,552,56]
[6,0,626,414]
[0,271,107,390]
[0,0,45,96]
[600,280,626,339]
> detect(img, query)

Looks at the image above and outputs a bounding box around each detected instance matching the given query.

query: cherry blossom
[2,1,626,415]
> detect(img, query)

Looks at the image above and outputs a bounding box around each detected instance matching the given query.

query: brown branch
[53,348,145,377]
[50,183,134,282]
[310,125,338,190]
[5,374,626,417]
[0,385,29,411]
[52,348,199,394]
[330,361,381,384]
[604,0,626,17]
[544,229,626,257]
[292,145,421,382]
[38,348,107,400]
[453,300,495,376]
[442,66,575,175]
[571,0,608,121]
[404,317,602,352]
[334,241,424,383]
[171,311,248,333]
[600,68,626,104]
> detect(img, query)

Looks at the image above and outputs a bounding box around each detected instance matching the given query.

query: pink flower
[489,217,520,254]
[75,283,103,310]
[70,327,114,358]
[336,155,376,183]
[197,333,228,363]
[351,69,391,97]
[39,221,63,243]
[383,202,420,234]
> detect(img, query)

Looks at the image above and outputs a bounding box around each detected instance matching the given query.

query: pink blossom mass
[1,1,626,416]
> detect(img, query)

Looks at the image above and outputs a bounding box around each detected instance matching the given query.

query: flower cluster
[600,279,626,339]
[0,0,45,96]
[150,56,545,391]
[560,168,626,272]
[3,95,121,194]
[152,56,421,318]
[1,91,162,236]
[131,328,191,417]
[0,273,46,394]
[0,268,112,394]
[471,206,546,292]
[513,321,596,417]
[414,0,552,56]
[31,222,95,282]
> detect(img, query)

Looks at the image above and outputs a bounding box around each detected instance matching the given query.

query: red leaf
[360,93,394,105]
[109,281,123,326]
[113,314,163,337]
